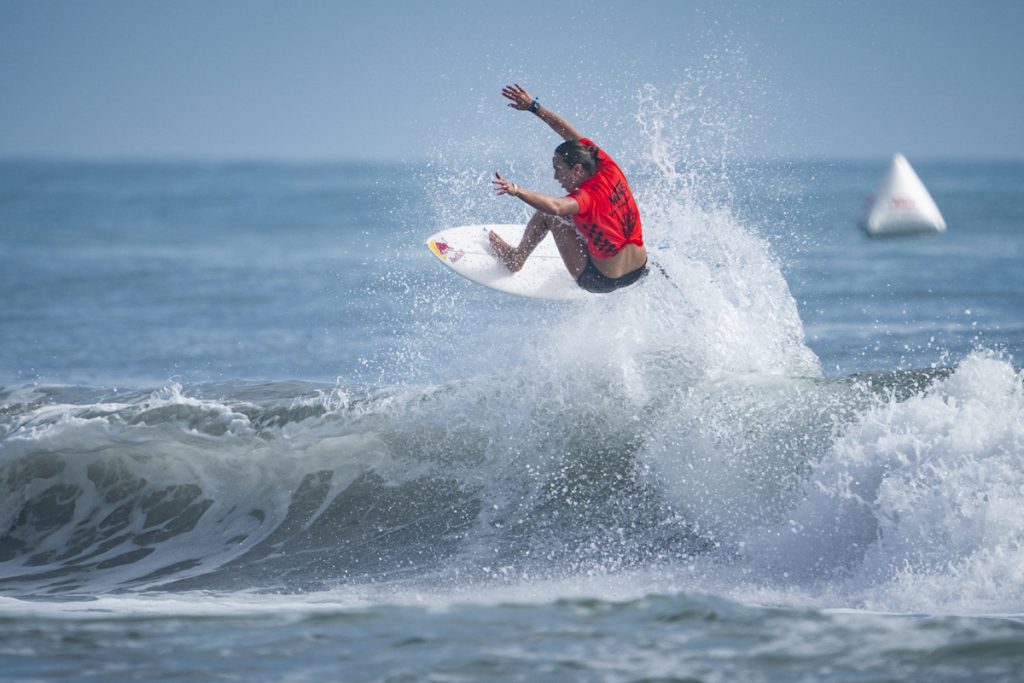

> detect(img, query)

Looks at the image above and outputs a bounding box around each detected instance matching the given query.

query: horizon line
[3,152,1024,165]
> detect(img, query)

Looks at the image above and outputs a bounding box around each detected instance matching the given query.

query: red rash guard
[567,138,643,259]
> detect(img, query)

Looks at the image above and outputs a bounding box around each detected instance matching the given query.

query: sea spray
[738,352,1024,614]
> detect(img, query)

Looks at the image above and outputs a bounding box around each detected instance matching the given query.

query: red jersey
[568,138,643,259]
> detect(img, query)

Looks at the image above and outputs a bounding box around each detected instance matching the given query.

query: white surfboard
[862,154,946,236]
[425,224,589,301]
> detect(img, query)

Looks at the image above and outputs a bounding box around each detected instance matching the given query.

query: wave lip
[0,382,397,595]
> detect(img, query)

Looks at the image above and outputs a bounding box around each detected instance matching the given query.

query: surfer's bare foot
[489,231,524,272]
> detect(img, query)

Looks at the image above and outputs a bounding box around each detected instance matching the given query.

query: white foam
[742,352,1024,614]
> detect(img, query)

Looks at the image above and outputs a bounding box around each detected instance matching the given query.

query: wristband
[527,98,540,113]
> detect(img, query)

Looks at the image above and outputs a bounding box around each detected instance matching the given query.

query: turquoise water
[1,152,1023,681]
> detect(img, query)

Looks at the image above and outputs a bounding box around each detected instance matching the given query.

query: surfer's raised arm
[502,83,582,142]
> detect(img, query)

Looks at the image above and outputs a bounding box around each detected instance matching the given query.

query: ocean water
[2,131,1023,679]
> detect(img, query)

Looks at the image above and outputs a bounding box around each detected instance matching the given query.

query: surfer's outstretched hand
[501,83,533,110]
[492,171,518,197]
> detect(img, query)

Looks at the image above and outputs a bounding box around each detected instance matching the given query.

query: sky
[1,0,1022,162]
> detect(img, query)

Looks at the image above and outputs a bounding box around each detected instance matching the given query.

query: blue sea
[2,131,1023,679]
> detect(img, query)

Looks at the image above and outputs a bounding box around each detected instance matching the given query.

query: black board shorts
[576,258,648,294]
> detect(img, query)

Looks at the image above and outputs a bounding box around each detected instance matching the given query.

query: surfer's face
[553,155,586,192]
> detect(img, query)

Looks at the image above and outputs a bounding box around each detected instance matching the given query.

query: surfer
[490,83,648,293]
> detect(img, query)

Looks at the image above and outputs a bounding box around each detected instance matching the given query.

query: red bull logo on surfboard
[428,239,464,263]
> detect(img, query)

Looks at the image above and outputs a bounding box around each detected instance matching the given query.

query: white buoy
[862,153,946,236]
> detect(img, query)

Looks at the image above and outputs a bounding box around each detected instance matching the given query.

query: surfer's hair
[554,140,599,176]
